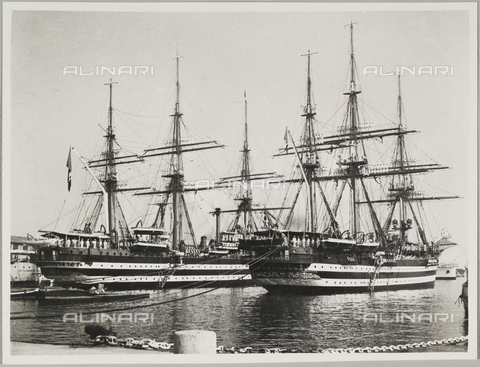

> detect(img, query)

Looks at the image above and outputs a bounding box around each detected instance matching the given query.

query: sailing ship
[34,55,251,290]
[241,22,458,294]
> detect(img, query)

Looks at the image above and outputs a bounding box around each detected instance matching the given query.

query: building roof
[11,236,27,245]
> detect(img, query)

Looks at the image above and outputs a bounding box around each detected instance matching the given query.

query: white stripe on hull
[43,261,248,271]
[82,274,252,284]
[41,261,251,285]
[306,263,437,273]
[254,274,436,288]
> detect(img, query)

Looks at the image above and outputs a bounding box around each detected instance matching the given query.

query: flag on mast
[66,147,72,191]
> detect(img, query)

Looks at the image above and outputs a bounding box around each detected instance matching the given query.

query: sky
[5,3,476,267]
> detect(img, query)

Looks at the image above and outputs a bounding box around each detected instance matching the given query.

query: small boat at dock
[11,288,40,300]
[36,287,150,305]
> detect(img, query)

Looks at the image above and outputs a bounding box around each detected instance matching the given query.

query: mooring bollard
[173,330,216,354]
[85,323,114,339]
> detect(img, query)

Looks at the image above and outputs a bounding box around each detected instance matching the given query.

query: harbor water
[11,278,468,353]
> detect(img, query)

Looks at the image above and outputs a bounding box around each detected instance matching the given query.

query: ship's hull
[36,268,253,290]
[435,265,457,280]
[244,245,438,295]
[252,262,437,294]
[11,261,41,287]
[36,246,252,290]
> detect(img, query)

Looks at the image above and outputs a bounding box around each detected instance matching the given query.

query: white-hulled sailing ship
[240,22,458,294]
[34,55,251,290]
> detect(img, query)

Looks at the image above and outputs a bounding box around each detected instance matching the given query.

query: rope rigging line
[113,107,161,119]
[359,98,401,127]
[40,206,79,233]
[110,111,152,153]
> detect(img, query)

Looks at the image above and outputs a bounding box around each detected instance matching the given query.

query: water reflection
[11,279,468,352]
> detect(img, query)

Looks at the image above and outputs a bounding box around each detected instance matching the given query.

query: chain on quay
[88,334,468,353]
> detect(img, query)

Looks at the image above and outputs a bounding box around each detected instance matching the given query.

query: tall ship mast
[281,50,324,234]
[242,22,457,294]
[235,91,255,234]
[315,21,384,250]
[135,53,224,254]
[375,75,458,255]
[214,92,286,254]
[270,49,351,248]
[34,57,252,289]
[94,79,148,248]
[37,79,147,251]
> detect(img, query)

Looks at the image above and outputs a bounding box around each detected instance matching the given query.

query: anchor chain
[216,335,468,353]
[90,335,468,353]
[92,335,173,351]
